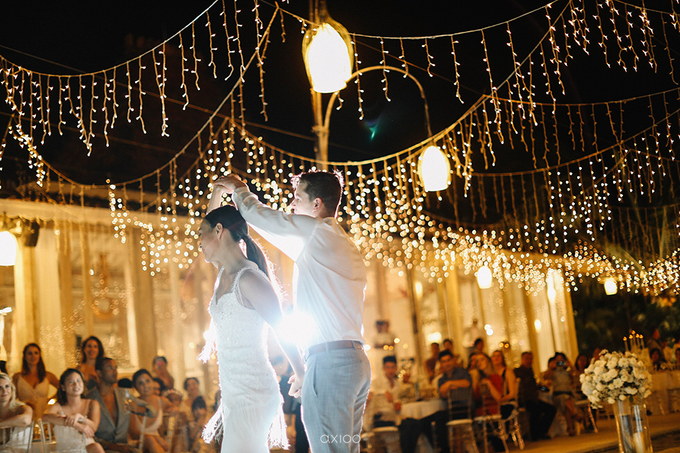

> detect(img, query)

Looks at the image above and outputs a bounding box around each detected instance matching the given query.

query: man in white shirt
[216,171,370,453]
[368,356,402,428]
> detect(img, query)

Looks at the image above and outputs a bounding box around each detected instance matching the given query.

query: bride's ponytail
[243,235,270,279]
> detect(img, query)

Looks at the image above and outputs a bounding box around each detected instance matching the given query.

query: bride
[198,197,305,453]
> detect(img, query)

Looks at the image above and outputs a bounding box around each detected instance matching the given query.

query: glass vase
[611,396,653,453]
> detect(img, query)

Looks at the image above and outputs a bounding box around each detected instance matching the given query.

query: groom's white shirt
[232,186,367,351]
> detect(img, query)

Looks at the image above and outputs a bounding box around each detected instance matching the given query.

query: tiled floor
[517,412,680,452]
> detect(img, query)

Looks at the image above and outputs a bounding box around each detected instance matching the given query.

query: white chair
[0,425,34,453]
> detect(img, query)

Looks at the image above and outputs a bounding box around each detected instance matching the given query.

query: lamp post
[301,2,451,191]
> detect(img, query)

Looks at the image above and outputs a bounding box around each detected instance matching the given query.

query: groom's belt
[306,340,364,358]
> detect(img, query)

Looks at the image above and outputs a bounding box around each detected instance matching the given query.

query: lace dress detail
[201,266,286,453]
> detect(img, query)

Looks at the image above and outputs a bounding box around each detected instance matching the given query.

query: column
[12,244,37,372]
[35,229,67,373]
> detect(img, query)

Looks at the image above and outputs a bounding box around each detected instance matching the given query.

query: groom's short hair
[292,170,344,214]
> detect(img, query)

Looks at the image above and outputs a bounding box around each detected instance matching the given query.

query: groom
[215,171,370,453]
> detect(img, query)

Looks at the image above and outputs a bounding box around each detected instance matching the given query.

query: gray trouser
[301,347,372,453]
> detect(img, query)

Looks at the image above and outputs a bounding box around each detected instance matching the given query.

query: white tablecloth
[401,399,446,420]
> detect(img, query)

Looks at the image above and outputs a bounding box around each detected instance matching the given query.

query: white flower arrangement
[580,350,652,408]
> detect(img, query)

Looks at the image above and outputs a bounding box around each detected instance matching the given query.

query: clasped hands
[62,413,94,437]
[212,174,247,195]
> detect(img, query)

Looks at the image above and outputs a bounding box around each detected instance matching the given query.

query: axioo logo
[320,434,361,444]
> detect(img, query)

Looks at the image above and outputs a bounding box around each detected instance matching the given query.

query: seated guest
[151,379,163,397]
[12,343,60,420]
[437,350,472,403]
[442,339,463,367]
[128,369,178,453]
[180,378,201,420]
[490,349,517,416]
[78,336,105,391]
[86,358,156,453]
[43,369,106,453]
[472,353,503,416]
[369,355,403,428]
[542,352,581,436]
[151,357,174,392]
[650,348,667,371]
[514,352,556,440]
[0,372,33,445]
[433,350,472,451]
[367,356,402,453]
[187,397,211,453]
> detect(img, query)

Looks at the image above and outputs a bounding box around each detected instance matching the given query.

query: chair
[573,399,598,433]
[38,421,87,453]
[499,379,523,450]
[0,425,34,453]
[128,413,147,450]
[473,386,509,453]
[446,387,479,453]
[163,413,176,452]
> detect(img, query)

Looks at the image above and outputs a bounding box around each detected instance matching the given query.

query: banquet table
[401,399,447,420]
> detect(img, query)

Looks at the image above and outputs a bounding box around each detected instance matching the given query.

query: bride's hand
[288,373,304,398]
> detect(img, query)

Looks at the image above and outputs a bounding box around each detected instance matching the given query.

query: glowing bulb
[0,232,17,266]
[418,145,451,192]
[427,332,442,343]
[302,7,353,93]
[604,278,618,296]
[476,265,492,289]
[534,320,542,332]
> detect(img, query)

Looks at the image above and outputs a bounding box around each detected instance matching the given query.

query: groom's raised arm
[212,175,316,260]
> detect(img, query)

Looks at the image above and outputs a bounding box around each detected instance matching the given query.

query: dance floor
[520,411,680,453]
[270,412,680,452]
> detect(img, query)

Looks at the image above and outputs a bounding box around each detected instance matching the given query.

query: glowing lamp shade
[603,278,618,296]
[0,232,17,266]
[418,145,451,192]
[476,265,493,289]
[302,10,353,93]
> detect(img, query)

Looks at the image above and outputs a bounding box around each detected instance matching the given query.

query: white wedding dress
[202,266,286,453]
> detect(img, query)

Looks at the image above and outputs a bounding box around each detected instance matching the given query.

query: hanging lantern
[603,278,618,296]
[302,3,354,94]
[0,232,17,266]
[418,145,451,192]
[476,265,493,289]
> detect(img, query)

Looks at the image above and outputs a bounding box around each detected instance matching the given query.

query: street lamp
[302,1,353,94]
[301,1,451,191]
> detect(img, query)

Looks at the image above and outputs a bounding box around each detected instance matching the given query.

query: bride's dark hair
[203,205,270,279]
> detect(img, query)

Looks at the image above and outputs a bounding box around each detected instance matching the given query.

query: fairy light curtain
[1,0,679,295]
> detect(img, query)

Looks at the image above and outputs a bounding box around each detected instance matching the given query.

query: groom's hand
[288,373,303,398]
[214,174,247,194]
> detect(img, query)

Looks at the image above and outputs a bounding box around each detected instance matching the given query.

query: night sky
[1,0,677,187]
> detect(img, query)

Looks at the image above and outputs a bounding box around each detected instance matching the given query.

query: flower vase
[611,396,653,453]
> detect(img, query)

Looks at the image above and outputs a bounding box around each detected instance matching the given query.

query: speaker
[23,221,40,247]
